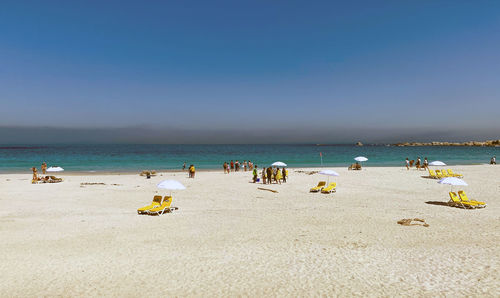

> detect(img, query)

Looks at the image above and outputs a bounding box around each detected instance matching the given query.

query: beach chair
[321,182,337,194]
[147,196,178,216]
[458,191,486,208]
[428,170,438,179]
[435,170,444,178]
[448,192,477,209]
[137,195,163,214]
[441,169,450,177]
[310,181,326,192]
[447,169,463,178]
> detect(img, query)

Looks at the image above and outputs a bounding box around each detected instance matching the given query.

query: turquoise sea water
[0,144,498,172]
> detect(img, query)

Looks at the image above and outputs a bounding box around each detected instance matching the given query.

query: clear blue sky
[0,1,499,143]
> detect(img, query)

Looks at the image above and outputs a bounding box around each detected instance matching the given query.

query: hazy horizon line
[1,125,498,145]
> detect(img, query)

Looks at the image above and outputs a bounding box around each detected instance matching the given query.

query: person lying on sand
[348,162,362,170]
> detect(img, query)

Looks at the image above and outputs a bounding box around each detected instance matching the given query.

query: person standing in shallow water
[405,158,409,170]
[182,162,186,171]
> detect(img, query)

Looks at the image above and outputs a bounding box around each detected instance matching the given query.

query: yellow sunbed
[448,192,478,209]
[137,195,163,214]
[310,181,326,192]
[441,169,450,177]
[148,196,178,216]
[321,182,337,194]
[458,191,486,208]
[428,170,438,179]
[435,170,444,178]
[447,169,463,178]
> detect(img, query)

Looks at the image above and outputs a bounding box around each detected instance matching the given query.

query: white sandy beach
[0,165,499,297]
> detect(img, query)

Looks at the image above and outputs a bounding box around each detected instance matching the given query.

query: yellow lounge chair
[137,195,163,214]
[310,181,326,192]
[447,169,463,178]
[428,170,438,179]
[321,182,337,194]
[458,191,486,208]
[435,170,444,178]
[441,169,450,177]
[448,192,478,209]
[148,196,178,216]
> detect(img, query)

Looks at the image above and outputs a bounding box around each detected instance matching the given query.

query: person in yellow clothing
[275,167,282,184]
[189,164,195,178]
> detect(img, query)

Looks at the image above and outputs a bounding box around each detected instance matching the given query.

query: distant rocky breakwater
[392,139,500,147]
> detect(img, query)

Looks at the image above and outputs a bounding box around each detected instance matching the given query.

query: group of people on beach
[31,162,62,183]
[223,160,254,174]
[405,157,428,170]
[259,167,287,184]
[31,162,47,179]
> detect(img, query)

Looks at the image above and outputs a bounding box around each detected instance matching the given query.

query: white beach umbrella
[157,180,186,190]
[319,169,339,183]
[157,179,186,196]
[319,170,339,176]
[438,177,467,192]
[46,166,64,172]
[429,161,446,166]
[271,161,287,167]
[354,156,368,162]
[353,156,368,169]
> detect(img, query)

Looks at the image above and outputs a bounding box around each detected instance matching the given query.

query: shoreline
[0,163,494,175]
[0,163,496,176]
